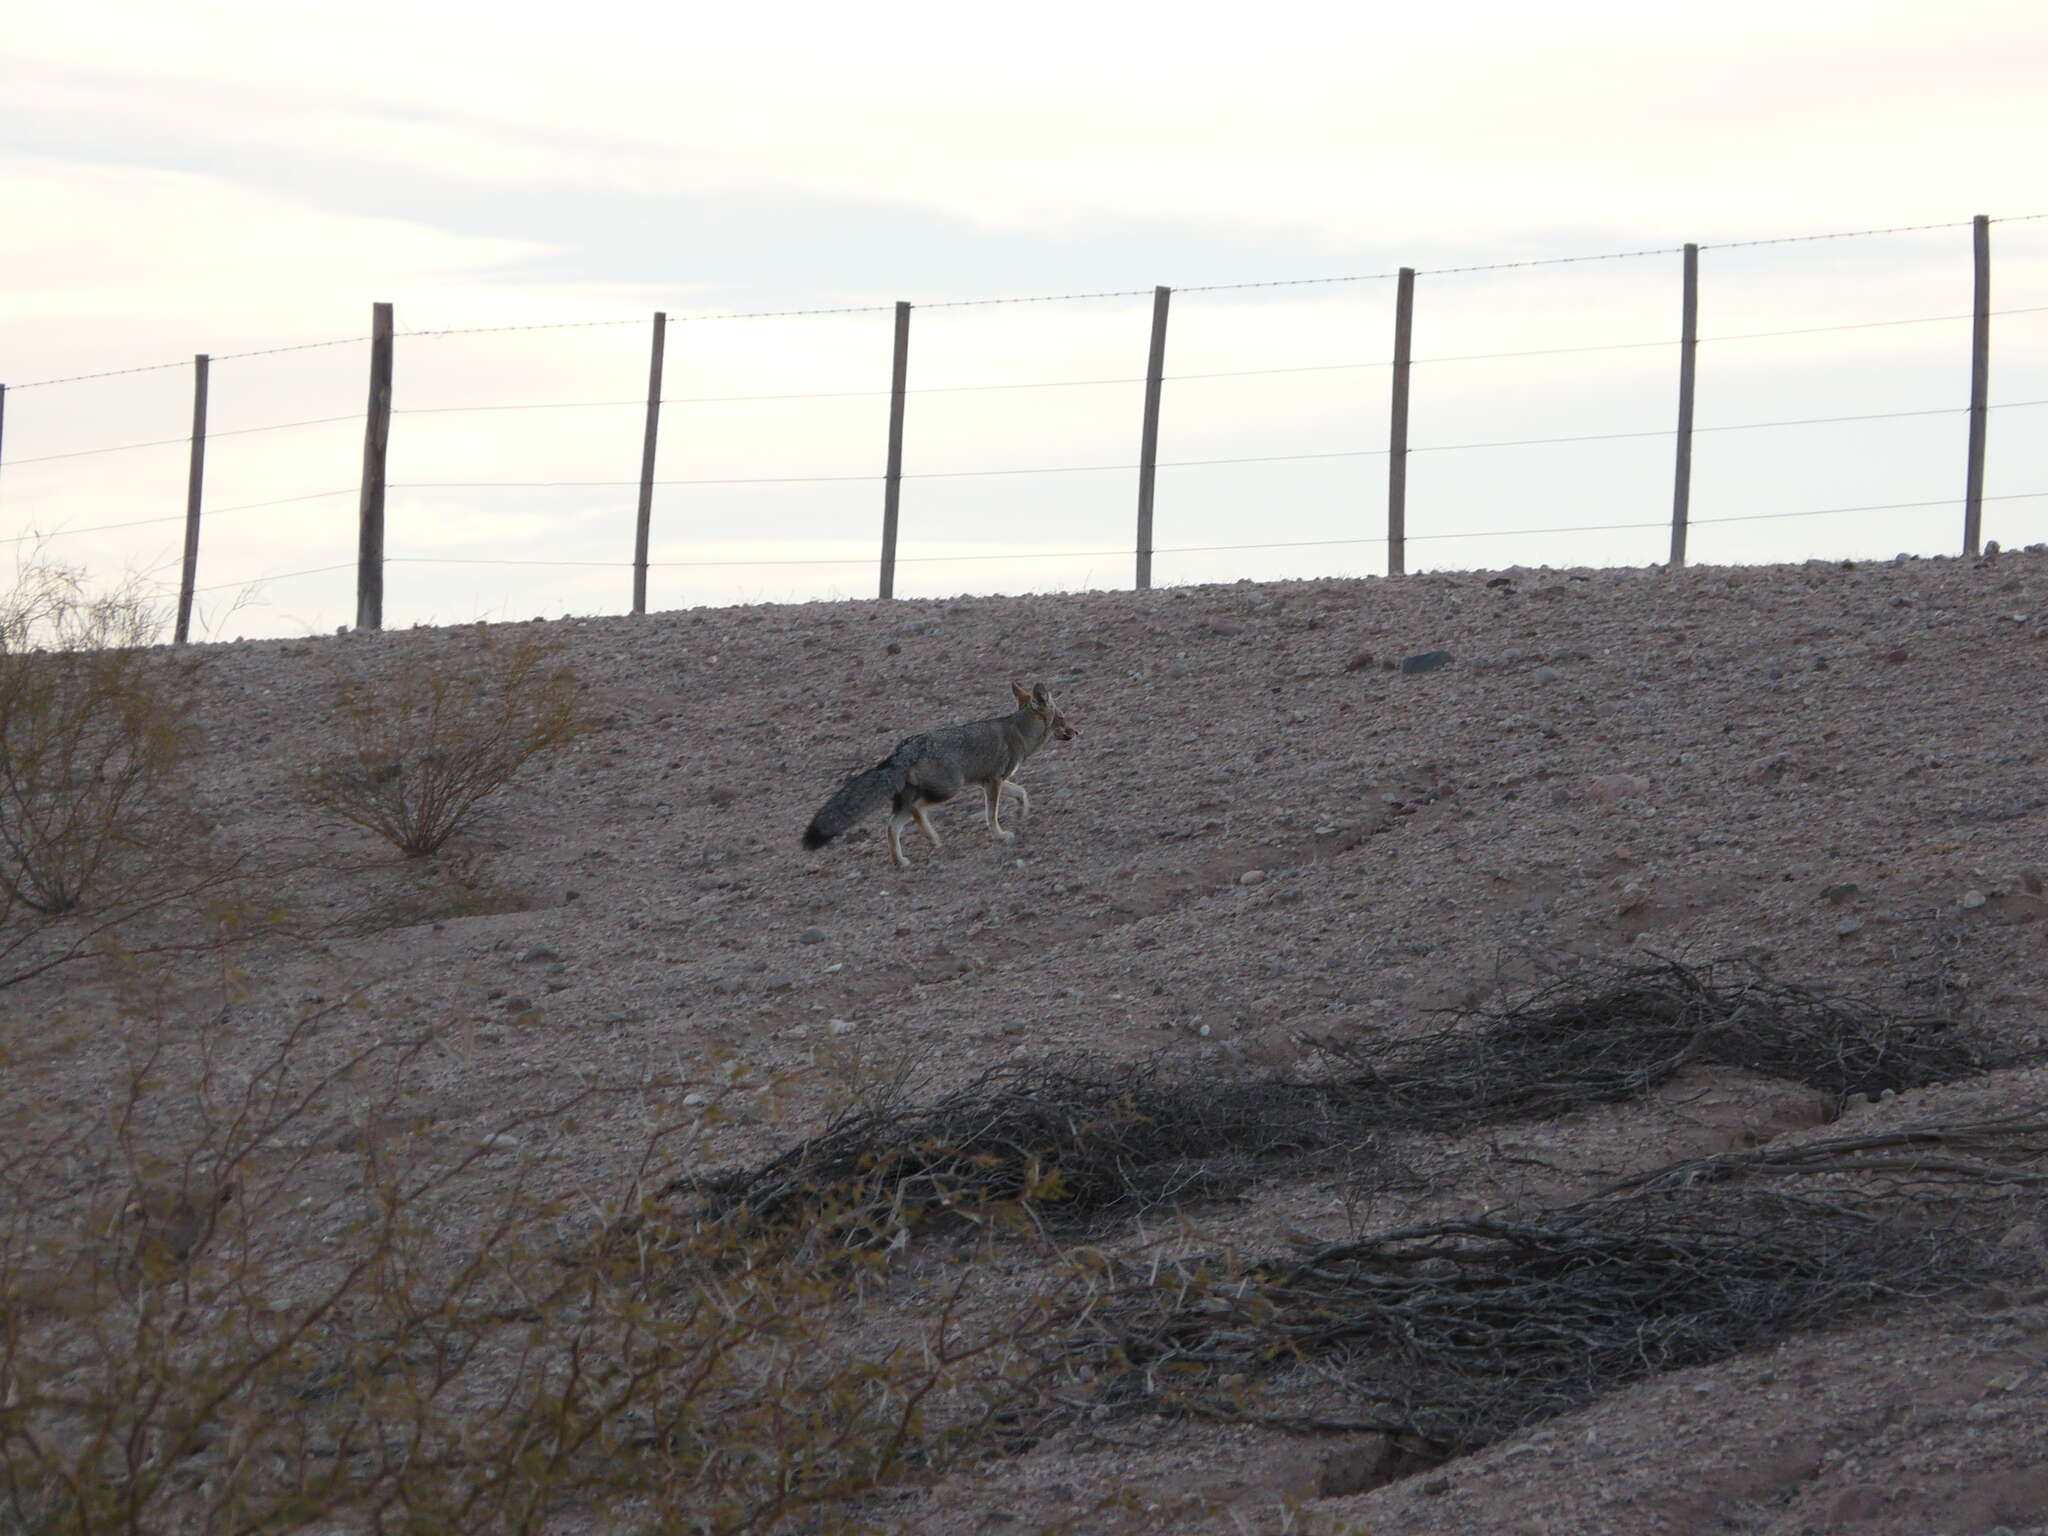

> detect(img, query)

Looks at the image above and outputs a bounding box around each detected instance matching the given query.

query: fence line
[17,303,2048,472]
[4,212,2044,632]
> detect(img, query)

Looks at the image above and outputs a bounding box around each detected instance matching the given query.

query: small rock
[1836,916,1865,936]
[885,641,902,655]
[1344,649,1376,672]
[895,618,939,635]
[1960,890,1988,909]
[1883,646,1911,664]
[682,1092,706,1107]
[517,947,560,964]
[1239,869,1268,887]
[1820,882,1861,904]
[1399,649,1454,675]
[1745,752,1793,786]
[1586,773,1649,804]
[1532,666,1563,685]
[829,1017,856,1035]
[799,926,828,944]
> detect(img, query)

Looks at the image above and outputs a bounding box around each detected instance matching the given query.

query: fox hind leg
[886,811,914,867]
[911,800,943,848]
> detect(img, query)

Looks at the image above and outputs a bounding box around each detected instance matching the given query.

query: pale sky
[3,0,2044,637]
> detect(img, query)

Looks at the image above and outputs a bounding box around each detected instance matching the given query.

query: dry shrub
[0,991,1078,1535]
[306,630,584,858]
[0,561,193,921]
[676,958,1989,1248]
[1062,1171,2007,1454]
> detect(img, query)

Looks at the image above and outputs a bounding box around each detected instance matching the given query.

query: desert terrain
[8,545,2048,1534]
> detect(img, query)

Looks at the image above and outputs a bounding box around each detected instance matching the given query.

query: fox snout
[1053,719,1078,741]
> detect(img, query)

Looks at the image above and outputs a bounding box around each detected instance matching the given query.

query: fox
[802,681,1078,867]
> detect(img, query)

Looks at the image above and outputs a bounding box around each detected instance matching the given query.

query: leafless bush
[0,989,1088,1535]
[305,632,585,857]
[0,559,199,922]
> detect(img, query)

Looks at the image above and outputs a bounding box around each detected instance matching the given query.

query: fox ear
[1011,680,1032,706]
[1031,683,1050,707]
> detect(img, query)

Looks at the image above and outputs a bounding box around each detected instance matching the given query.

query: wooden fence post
[1387,268,1415,576]
[1134,285,1172,590]
[879,301,911,600]
[1670,243,1699,568]
[174,354,209,644]
[633,312,667,616]
[356,302,393,632]
[1964,214,1990,556]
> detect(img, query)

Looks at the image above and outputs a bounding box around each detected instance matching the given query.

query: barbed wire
[1700,218,1980,252]
[379,396,2048,492]
[13,394,2042,540]
[357,490,2044,572]
[189,561,356,595]
[0,488,356,547]
[11,211,2042,391]
[17,295,2047,469]
[6,414,366,467]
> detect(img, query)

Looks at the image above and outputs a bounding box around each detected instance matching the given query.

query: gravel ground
[11,545,2048,1533]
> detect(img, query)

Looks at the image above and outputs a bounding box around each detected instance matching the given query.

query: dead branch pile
[1066,1181,1994,1453]
[674,959,1987,1243]
[1314,955,1983,1129]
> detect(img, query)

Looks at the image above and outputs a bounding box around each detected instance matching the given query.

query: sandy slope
[13,546,2048,1533]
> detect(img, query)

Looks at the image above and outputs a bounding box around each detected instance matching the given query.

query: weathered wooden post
[1134,285,1171,590]
[356,302,394,631]
[1670,243,1699,567]
[879,301,910,599]
[174,354,209,643]
[1963,214,1990,556]
[1387,268,1415,576]
[633,311,667,615]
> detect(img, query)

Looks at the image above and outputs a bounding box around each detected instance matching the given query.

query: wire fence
[2,212,2044,638]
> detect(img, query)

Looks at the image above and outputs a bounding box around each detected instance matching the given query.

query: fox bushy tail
[802,755,909,849]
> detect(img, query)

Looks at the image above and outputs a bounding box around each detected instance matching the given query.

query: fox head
[1011,680,1078,741]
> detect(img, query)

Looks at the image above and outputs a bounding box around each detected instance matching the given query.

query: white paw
[993,828,1015,841]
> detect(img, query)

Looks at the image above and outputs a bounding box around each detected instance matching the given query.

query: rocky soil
[12,545,2048,1533]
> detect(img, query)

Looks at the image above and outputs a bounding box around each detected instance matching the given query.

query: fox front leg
[983,779,1023,840]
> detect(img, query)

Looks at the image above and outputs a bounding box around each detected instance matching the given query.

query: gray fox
[803,681,1078,867]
